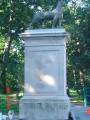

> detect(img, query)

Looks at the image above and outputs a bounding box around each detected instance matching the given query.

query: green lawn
[69,89,83,103]
[71,96,83,102]
[0,93,19,114]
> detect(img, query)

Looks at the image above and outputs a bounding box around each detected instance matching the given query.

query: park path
[71,104,90,120]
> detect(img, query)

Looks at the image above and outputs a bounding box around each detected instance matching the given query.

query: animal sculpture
[29,0,66,29]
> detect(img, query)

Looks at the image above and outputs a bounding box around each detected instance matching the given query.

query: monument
[19,1,71,120]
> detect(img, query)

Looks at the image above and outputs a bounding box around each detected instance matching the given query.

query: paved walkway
[70,105,90,120]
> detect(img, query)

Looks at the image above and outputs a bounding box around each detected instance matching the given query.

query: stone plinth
[19,29,71,120]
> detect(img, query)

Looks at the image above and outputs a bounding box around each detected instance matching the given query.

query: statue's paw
[29,26,32,30]
[52,26,55,29]
[42,26,45,29]
[59,26,63,29]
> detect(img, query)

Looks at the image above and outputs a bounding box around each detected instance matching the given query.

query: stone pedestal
[19,29,71,120]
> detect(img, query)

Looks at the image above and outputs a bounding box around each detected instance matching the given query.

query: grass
[69,89,78,96]
[71,96,83,102]
[69,89,83,103]
[0,93,19,114]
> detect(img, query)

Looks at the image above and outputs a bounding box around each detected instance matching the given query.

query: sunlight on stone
[25,84,36,94]
[30,85,36,94]
[35,71,56,86]
[49,55,56,62]
[41,75,56,86]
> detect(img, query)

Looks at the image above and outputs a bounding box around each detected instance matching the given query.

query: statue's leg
[52,17,58,28]
[29,19,38,29]
[29,14,39,29]
[59,19,62,28]
[29,22,32,29]
[40,21,44,29]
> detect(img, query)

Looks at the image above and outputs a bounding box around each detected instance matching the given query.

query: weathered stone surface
[19,96,70,120]
[19,29,71,120]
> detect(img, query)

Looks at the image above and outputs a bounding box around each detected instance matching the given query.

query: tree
[64,0,90,94]
[0,0,32,93]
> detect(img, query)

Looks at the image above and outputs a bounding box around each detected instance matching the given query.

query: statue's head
[60,0,66,7]
[57,1,66,8]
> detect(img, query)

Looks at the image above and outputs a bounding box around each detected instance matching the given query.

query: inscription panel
[25,50,59,94]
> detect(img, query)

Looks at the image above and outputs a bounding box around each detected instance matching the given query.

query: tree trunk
[88,10,90,38]
[73,69,79,95]
[0,35,12,94]
[79,67,85,87]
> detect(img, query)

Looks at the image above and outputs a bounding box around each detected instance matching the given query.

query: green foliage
[63,1,90,92]
[0,0,90,95]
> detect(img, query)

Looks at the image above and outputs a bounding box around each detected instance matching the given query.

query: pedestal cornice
[19,29,70,42]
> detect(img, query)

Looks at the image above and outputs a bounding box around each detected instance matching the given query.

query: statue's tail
[29,22,32,30]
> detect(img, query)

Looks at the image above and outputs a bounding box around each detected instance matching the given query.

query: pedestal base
[19,96,71,120]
